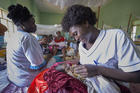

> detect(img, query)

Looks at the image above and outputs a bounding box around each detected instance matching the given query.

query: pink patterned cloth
[43,63,87,93]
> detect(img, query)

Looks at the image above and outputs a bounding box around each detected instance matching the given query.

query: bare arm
[98,66,140,83]
[73,64,140,83]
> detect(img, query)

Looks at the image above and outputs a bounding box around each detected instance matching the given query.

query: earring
[22,26,25,29]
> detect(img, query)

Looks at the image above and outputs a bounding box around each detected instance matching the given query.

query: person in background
[39,35,49,54]
[39,35,48,48]
[61,4,140,92]
[39,35,54,56]
[69,37,79,56]
[0,23,7,70]
[52,31,66,59]
[1,4,55,93]
[137,35,140,41]
[0,23,7,48]
[48,34,54,43]
[64,32,79,57]
[64,42,76,60]
[54,31,65,43]
[0,23,7,35]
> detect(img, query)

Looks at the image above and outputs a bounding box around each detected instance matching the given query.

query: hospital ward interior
[0,0,140,93]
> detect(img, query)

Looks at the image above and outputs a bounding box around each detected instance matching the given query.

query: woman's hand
[55,64,66,72]
[73,64,99,78]
[55,60,79,73]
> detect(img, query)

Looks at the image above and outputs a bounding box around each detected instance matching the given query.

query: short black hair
[7,4,33,25]
[61,4,97,32]
[42,35,48,38]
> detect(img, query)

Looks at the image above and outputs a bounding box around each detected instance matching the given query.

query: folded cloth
[43,62,87,93]
[28,69,49,93]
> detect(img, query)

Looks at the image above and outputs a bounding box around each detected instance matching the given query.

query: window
[131,20,140,41]
[0,8,17,48]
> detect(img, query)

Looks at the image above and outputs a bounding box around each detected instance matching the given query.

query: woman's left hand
[73,64,99,78]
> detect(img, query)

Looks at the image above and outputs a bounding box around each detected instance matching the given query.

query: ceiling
[35,0,112,13]
[35,0,67,13]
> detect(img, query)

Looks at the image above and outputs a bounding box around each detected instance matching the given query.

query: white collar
[79,30,106,57]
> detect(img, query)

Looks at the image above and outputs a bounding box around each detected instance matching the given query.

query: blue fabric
[38,35,43,40]
[0,36,4,48]
[30,61,46,70]
[0,64,6,71]
[56,50,62,55]
[53,56,63,62]
[137,35,140,38]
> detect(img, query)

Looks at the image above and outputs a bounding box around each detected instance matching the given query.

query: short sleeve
[54,36,65,42]
[22,35,46,69]
[117,31,140,72]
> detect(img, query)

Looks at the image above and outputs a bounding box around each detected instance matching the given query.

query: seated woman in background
[0,23,7,49]
[0,23,7,70]
[54,31,65,43]
[0,23,7,35]
[50,31,66,59]
[64,42,77,60]
[1,4,55,93]
[39,35,51,55]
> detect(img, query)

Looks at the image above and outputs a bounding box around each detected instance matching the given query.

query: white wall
[35,24,62,35]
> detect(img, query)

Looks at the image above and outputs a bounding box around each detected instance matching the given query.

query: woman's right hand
[55,60,79,73]
[55,64,66,72]
[72,64,99,78]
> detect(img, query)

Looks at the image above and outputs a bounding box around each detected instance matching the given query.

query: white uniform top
[79,29,140,72]
[6,30,45,87]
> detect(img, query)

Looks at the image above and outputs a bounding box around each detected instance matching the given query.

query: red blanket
[44,68,87,93]
[28,62,87,93]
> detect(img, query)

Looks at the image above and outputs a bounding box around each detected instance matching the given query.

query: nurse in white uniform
[61,4,140,92]
[1,4,55,93]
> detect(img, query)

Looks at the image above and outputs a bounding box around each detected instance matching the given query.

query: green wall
[39,0,140,30]
[39,12,64,25]
[1,0,140,28]
[0,0,13,10]
[99,0,140,28]
[29,0,40,24]
[0,0,40,23]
